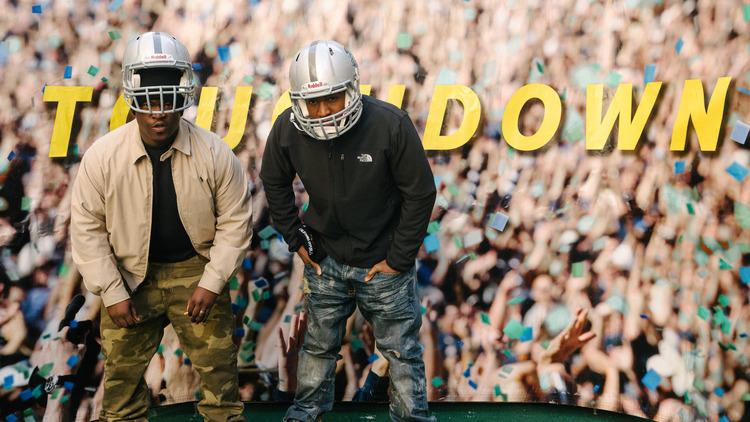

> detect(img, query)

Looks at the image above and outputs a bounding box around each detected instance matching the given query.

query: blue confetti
[254,278,268,288]
[714,387,724,397]
[108,0,124,12]
[719,416,729,422]
[63,66,72,79]
[489,212,509,232]
[217,46,231,62]
[456,341,464,347]
[740,267,750,284]
[184,358,191,365]
[740,333,748,338]
[463,367,471,378]
[7,151,15,161]
[31,4,42,13]
[593,385,600,392]
[675,38,684,55]
[192,63,203,71]
[730,121,749,145]
[19,388,33,401]
[738,87,750,96]
[468,380,478,389]
[3,375,13,389]
[63,381,74,390]
[233,327,245,337]
[242,257,253,270]
[644,64,656,85]
[424,234,440,253]
[367,353,380,363]
[231,303,240,315]
[519,326,533,342]
[66,355,80,368]
[6,415,19,422]
[726,162,748,182]
[674,161,685,174]
[640,314,649,319]
[69,320,78,328]
[641,369,661,391]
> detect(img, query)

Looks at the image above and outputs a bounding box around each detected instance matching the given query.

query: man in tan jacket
[70,32,251,421]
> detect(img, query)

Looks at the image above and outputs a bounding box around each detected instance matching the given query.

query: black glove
[295,224,327,263]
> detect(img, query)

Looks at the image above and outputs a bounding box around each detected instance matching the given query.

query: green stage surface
[148,402,653,421]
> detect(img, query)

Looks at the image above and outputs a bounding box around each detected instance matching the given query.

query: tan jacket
[71,119,252,307]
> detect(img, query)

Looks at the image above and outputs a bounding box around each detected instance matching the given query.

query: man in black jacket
[260,40,437,422]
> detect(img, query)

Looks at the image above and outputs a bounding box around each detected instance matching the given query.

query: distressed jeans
[284,256,436,422]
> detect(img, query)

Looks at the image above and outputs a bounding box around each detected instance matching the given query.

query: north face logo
[357,154,373,162]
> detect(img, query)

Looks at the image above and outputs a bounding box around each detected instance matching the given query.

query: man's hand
[106,299,139,328]
[540,309,596,364]
[186,286,218,323]
[297,247,322,275]
[364,259,399,282]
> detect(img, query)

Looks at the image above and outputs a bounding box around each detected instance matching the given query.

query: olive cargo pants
[99,255,244,421]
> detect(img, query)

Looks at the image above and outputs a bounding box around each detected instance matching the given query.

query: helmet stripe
[308,40,319,82]
[153,32,163,54]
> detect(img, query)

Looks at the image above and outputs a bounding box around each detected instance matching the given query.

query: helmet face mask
[288,40,363,140]
[122,32,195,114]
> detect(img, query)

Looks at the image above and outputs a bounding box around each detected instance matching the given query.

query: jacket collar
[126,118,191,164]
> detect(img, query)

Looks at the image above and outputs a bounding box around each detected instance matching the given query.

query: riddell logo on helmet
[149,54,168,59]
[306,81,324,89]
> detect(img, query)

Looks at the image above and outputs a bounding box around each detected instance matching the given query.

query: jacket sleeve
[70,150,131,307]
[259,119,304,253]
[385,114,437,272]
[197,141,253,294]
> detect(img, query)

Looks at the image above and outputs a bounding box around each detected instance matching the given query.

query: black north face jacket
[260,95,436,272]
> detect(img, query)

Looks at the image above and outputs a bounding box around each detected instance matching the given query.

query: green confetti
[503,319,525,340]
[507,296,524,305]
[156,345,163,354]
[239,351,253,362]
[697,306,710,321]
[507,146,515,159]
[744,4,750,22]
[503,349,513,358]
[571,262,584,277]
[735,202,750,230]
[243,315,250,326]
[718,294,729,307]
[448,185,458,196]
[480,312,491,325]
[108,30,121,40]
[229,277,239,290]
[431,377,444,388]
[60,394,69,403]
[396,33,413,49]
[101,76,108,82]
[420,305,427,315]
[87,65,99,76]
[262,290,271,300]
[37,363,54,378]
[252,290,261,302]
[258,225,277,239]
[302,201,309,212]
[604,71,621,88]
[693,377,704,391]
[686,203,694,215]
[719,258,732,269]
[21,196,31,211]
[536,61,544,73]
[243,75,254,84]
[541,340,550,350]
[427,221,441,234]
[453,236,463,248]
[51,388,61,399]
[283,314,292,323]
[350,339,363,350]
[742,393,750,401]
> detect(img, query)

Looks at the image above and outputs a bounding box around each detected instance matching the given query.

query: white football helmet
[121,32,195,114]
[288,40,363,140]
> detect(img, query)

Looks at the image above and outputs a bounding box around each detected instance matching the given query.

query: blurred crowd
[1,0,750,421]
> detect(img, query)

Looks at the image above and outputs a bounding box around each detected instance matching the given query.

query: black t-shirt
[143,142,196,263]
